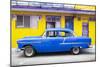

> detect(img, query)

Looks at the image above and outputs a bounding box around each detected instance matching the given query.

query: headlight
[89,45,93,48]
[16,48,21,52]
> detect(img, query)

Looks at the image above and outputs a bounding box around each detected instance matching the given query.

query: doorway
[65,16,74,30]
[82,22,89,37]
[46,16,61,29]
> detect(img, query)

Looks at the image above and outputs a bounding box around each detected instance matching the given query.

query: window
[57,31,73,37]
[57,31,66,37]
[46,31,73,37]
[16,15,30,28]
[46,16,60,22]
[89,17,96,21]
[16,15,24,27]
[24,16,30,27]
[47,31,57,37]
[46,16,61,29]
[16,15,41,28]
[46,16,52,22]
[30,16,40,28]
[65,31,73,37]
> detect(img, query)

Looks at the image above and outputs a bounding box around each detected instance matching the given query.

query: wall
[12,15,46,48]
[11,11,95,48]
[89,21,95,45]
[75,5,96,11]
[11,11,72,48]
[74,15,95,45]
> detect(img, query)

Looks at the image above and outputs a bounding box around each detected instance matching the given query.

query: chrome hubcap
[25,47,33,56]
[73,48,79,54]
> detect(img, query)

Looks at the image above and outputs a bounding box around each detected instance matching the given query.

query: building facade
[11,0,96,48]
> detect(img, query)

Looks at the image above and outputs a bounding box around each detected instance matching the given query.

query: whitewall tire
[71,47,80,55]
[24,46,35,57]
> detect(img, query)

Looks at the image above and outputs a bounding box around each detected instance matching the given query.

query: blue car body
[17,28,91,53]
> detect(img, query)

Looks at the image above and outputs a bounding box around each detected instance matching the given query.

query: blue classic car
[17,28,91,57]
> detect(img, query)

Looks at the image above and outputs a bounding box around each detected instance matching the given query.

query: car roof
[46,28,73,32]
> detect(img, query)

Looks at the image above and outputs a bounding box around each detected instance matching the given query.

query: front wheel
[24,46,35,57]
[71,47,80,55]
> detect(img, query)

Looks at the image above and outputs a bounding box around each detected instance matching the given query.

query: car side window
[46,31,74,37]
[57,31,66,37]
[46,31,57,37]
[57,31,73,37]
[65,31,73,37]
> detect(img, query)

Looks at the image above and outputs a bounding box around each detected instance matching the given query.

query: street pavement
[11,47,96,66]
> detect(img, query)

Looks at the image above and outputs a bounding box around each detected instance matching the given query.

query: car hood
[24,36,42,38]
[17,36,42,42]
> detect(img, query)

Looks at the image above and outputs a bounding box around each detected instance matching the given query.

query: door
[65,16,74,30]
[47,22,55,28]
[82,22,89,37]
[46,16,61,29]
[40,31,64,52]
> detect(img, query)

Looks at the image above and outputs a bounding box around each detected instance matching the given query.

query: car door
[40,31,64,52]
[46,37,64,52]
[60,31,75,51]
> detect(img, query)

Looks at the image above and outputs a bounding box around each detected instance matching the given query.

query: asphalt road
[11,47,96,66]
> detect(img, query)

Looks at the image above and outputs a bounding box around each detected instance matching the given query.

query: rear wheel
[71,47,80,55]
[24,46,35,57]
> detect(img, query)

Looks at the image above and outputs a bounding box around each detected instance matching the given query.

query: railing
[11,0,75,9]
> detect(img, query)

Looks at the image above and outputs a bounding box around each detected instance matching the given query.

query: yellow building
[11,0,96,48]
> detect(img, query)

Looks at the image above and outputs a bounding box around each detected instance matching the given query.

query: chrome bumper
[16,48,22,52]
[89,45,93,48]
